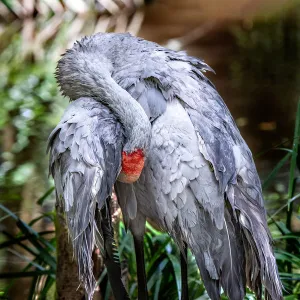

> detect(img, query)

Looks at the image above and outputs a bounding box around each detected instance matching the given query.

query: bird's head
[118,149,145,183]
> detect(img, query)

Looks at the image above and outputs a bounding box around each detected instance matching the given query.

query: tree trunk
[55,205,85,300]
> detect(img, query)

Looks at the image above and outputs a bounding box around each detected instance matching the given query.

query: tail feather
[182,188,281,300]
[227,182,283,300]
[219,207,246,300]
[194,252,221,300]
[55,154,102,299]
[186,204,246,300]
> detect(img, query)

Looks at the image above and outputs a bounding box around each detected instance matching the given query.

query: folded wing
[119,46,282,299]
[48,97,124,297]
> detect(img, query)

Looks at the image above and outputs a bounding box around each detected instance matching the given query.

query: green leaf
[37,187,55,205]
[0,230,54,250]
[0,270,53,279]
[0,203,18,221]
[104,280,111,300]
[28,274,39,300]
[262,152,292,190]
[16,220,56,270]
[16,219,55,251]
[96,268,107,285]
[284,295,299,300]
[153,268,163,300]
[28,213,54,227]
[0,0,14,11]
[6,248,47,271]
[268,192,300,221]
[167,253,182,299]
[146,238,171,273]
[273,234,300,240]
[39,275,55,299]
[147,258,169,291]
[288,100,300,209]
[0,231,37,257]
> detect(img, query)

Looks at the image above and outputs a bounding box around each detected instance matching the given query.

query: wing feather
[48,97,124,298]
[173,55,282,299]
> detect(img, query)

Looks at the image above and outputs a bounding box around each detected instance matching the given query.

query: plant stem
[287,100,300,220]
[286,99,300,277]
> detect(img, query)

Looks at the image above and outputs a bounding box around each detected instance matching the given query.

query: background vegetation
[0,0,300,299]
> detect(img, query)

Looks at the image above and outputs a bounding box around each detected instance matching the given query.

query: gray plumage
[48,98,125,298]
[52,32,283,300]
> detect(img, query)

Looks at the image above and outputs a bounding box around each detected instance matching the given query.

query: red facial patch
[118,149,145,183]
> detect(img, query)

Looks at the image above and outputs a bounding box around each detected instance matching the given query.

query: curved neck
[57,52,151,153]
[96,76,151,153]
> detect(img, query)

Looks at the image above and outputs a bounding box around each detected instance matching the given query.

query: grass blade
[287,100,300,210]
[147,258,169,291]
[0,270,53,279]
[167,253,182,299]
[37,187,55,205]
[262,152,292,190]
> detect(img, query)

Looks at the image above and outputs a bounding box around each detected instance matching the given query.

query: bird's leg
[130,214,148,300]
[181,242,189,300]
[95,198,130,300]
[133,234,148,300]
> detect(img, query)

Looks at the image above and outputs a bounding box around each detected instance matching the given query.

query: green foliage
[0,36,65,188]
[230,5,300,92]
[117,222,206,300]
[0,199,56,299]
[262,101,300,297]
[229,4,300,159]
[0,199,206,300]
[0,0,142,193]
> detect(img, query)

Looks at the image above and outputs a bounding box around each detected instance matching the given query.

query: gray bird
[49,32,283,300]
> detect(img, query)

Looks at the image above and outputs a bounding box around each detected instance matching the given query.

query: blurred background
[0,0,300,299]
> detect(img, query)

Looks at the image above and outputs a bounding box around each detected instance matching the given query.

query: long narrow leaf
[39,276,55,299]
[167,253,182,299]
[104,281,111,300]
[0,203,18,220]
[28,213,54,226]
[147,258,169,291]
[7,248,46,271]
[146,239,171,272]
[28,274,39,300]
[262,152,292,190]
[154,270,163,300]
[37,187,55,205]
[1,231,38,256]
[96,268,107,285]
[16,219,55,251]
[16,220,56,270]
[0,270,53,279]
[0,230,54,250]
[267,192,300,222]
[288,100,300,209]
[0,204,55,252]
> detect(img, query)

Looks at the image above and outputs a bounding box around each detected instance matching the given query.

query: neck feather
[57,50,151,153]
[97,76,151,153]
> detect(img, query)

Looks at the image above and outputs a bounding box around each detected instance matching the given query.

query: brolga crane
[49,33,283,300]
